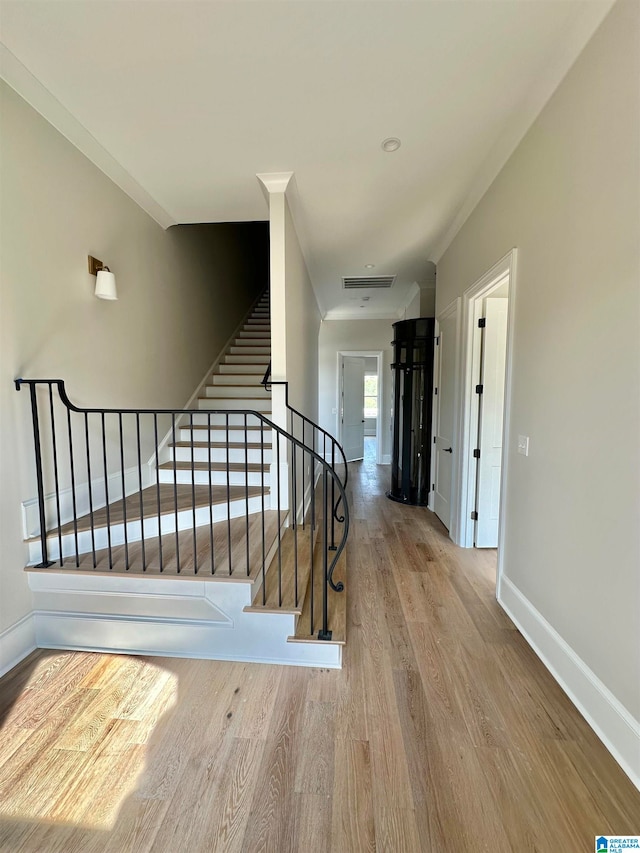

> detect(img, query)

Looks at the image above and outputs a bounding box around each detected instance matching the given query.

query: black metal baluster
[309,452,315,636]
[66,407,80,567]
[318,467,330,640]
[330,441,336,550]
[292,442,298,607]
[208,413,215,574]
[261,420,266,605]
[276,430,282,607]
[301,420,305,531]
[48,385,63,566]
[119,414,130,571]
[226,413,232,576]
[311,430,316,531]
[83,412,96,568]
[101,413,113,570]
[172,414,180,574]
[136,413,146,571]
[244,413,250,577]
[154,414,163,572]
[26,383,53,567]
[190,413,197,574]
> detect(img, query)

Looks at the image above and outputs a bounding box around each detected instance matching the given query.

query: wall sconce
[88,255,118,301]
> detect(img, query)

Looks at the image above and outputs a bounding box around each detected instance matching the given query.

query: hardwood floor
[1,437,638,851]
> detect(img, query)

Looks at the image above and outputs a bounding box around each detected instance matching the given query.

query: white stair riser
[229,346,270,355]
[170,446,273,464]
[28,495,267,563]
[224,352,270,361]
[198,398,272,412]
[204,385,269,399]
[159,469,268,487]
[244,322,270,329]
[239,330,271,339]
[211,374,265,385]
[219,362,269,373]
[189,412,274,427]
[179,427,271,443]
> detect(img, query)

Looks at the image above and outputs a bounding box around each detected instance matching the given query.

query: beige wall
[284,199,321,422]
[0,82,267,638]
[436,1,639,719]
[318,319,394,461]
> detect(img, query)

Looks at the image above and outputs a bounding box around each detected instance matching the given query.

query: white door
[433,308,457,529]
[341,356,365,462]
[475,298,508,547]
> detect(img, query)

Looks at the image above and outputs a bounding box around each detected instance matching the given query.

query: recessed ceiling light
[362,296,371,301]
[381,137,401,153]
[364,263,375,269]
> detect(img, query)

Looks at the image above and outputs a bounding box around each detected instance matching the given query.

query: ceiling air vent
[342,275,396,289]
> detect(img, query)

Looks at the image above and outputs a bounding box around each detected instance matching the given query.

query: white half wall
[435,0,640,778]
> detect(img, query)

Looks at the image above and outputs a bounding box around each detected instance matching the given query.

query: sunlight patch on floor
[0,653,178,830]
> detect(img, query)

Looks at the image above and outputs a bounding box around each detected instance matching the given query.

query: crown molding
[256,171,294,196]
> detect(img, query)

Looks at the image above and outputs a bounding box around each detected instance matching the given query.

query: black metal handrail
[261,362,349,544]
[15,378,348,641]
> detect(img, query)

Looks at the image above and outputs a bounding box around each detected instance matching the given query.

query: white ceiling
[0,0,613,318]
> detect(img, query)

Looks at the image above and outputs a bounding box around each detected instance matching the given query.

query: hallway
[0,452,638,851]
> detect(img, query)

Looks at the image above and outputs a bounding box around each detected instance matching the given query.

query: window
[364,373,378,418]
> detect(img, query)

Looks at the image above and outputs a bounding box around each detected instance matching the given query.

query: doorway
[338,351,383,464]
[457,250,516,598]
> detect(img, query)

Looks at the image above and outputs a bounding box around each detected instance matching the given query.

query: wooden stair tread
[159,461,268,472]
[170,441,271,449]
[198,396,271,401]
[245,525,315,614]
[187,424,271,432]
[37,483,268,540]
[28,512,280,580]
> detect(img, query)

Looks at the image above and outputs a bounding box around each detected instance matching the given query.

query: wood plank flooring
[2,438,639,851]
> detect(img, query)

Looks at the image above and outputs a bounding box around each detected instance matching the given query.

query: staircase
[16,292,348,668]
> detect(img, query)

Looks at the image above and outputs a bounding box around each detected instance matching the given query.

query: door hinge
[478,318,486,328]
[473,448,480,458]
[432,483,435,490]
[435,335,440,345]
[433,436,436,444]
[475,384,483,395]
[434,387,438,395]
[471,511,478,520]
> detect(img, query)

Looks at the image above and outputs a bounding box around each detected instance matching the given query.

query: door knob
[443,447,453,453]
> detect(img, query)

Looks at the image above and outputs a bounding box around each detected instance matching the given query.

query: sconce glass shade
[95,269,117,300]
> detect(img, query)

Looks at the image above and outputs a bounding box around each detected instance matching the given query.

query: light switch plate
[517,435,529,456]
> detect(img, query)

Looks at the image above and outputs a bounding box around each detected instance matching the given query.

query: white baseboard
[381,454,391,464]
[499,576,640,791]
[0,613,36,678]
